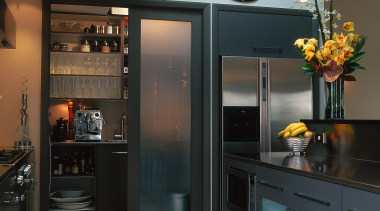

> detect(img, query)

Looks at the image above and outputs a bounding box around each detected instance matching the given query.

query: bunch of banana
[278,122,312,138]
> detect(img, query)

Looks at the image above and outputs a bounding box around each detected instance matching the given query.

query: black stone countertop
[225,152,380,194]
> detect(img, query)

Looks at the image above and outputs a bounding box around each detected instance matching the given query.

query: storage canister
[107,22,113,34]
[101,41,110,53]
[81,40,91,52]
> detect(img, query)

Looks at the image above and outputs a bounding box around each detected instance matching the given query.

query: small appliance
[73,110,104,141]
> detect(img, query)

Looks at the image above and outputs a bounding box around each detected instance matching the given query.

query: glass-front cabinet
[48,4,129,211]
[49,12,128,100]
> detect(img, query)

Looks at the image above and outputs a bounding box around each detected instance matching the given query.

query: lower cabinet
[97,144,128,211]
[342,186,380,211]
[224,157,380,211]
[256,166,341,211]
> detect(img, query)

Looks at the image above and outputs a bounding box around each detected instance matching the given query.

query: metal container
[59,43,68,51]
[282,137,311,153]
[51,42,61,52]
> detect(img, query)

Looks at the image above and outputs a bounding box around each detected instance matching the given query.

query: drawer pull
[111,152,128,154]
[253,46,282,53]
[258,180,284,191]
[294,192,330,206]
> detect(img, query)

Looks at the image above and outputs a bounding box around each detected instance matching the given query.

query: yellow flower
[343,22,355,32]
[333,54,346,65]
[342,46,354,59]
[303,43,315,52]
[306,38,318,47]
[347,33,359,44]
[324,40,337,51]
[322,48,332,59]
[333,33,348,48]
[294,39,305,48]
[316,50,323,61]
[305,51,315,61]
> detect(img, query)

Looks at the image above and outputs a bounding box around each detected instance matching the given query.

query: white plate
[50,192,92,203]
[53,201,92,210]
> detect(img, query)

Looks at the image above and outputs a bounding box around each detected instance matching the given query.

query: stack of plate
[50,188,93,210]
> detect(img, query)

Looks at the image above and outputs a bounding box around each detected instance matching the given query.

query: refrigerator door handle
[253,46,283,53]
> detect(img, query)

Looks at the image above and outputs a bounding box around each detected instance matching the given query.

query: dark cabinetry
[219,11,313,58]
[342,186,380,211]
[97,144,128,211]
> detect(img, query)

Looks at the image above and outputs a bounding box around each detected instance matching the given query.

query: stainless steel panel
[222,57,259,106]
[269,58,313,152]
[259,58,270,152]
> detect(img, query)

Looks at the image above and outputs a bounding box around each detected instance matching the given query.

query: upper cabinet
[49,12,128,99]
[218,11,313,58]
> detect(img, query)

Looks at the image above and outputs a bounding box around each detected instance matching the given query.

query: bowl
[58,188,85,198]
[282,137,311,153]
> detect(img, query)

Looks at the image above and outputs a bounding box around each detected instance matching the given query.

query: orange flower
[343,22,354,32]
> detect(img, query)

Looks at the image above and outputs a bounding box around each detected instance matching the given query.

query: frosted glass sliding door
[128,8,203,211]
[140,19,191,211]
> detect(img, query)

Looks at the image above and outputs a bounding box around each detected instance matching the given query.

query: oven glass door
[226,167,255,211]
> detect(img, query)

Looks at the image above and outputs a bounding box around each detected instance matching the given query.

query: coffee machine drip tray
[74,110,104,141]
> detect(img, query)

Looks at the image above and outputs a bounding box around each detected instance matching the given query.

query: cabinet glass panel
[140,19,191,210]
[50,75,121,99]
[50,52,121,76]
[261,198,287,211]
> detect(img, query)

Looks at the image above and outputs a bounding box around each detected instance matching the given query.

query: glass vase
[325,78,344,119]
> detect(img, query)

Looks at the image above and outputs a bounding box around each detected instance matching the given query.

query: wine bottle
[71,150,79,175]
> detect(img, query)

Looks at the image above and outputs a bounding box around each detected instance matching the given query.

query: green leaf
[298,134,304,138]
[301,63,315,71]
[347,63,365,70]
[347,52,366,63]
[354,36,367,52]
[304,70,315,75]
[345,75,357,81]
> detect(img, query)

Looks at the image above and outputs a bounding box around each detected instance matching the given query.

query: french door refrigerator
[222,56,313,152]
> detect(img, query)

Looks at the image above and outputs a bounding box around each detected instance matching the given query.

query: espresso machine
[73,110,104,141]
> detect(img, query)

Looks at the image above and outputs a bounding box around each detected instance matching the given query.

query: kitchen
[0,0,379,211]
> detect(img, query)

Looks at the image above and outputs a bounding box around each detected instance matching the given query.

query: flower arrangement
[292,0,366,82]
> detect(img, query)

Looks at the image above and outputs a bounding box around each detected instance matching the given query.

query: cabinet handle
[253,46,282,53]
[294,192,330,206]
[258,180,284,191]
[111,152,128,154]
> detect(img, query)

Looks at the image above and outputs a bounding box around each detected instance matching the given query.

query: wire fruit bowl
[281,137,311,153]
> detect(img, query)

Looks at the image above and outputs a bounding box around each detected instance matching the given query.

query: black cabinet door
[219,11,313,58]
[97,144,128,211]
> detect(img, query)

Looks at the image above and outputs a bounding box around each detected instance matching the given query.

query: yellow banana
[283,131,291,138]
[278,130,285,137]
[289,122,306,133]
[290,127,308,137]
[284,123,297,133]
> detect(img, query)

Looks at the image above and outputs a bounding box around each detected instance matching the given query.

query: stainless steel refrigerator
[222,56,313,152]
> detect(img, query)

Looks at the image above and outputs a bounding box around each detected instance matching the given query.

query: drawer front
[342,186,380,211]
[256,166,294,208]
[289,174,341,211]
[219,11,312,58]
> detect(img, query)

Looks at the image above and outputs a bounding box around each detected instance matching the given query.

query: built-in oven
[223,106,260,153]
[225,166,256,211]
[0,149,35,211]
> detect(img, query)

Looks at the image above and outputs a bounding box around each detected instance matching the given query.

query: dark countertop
[225,152,380,194]
[51,140,128,145]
